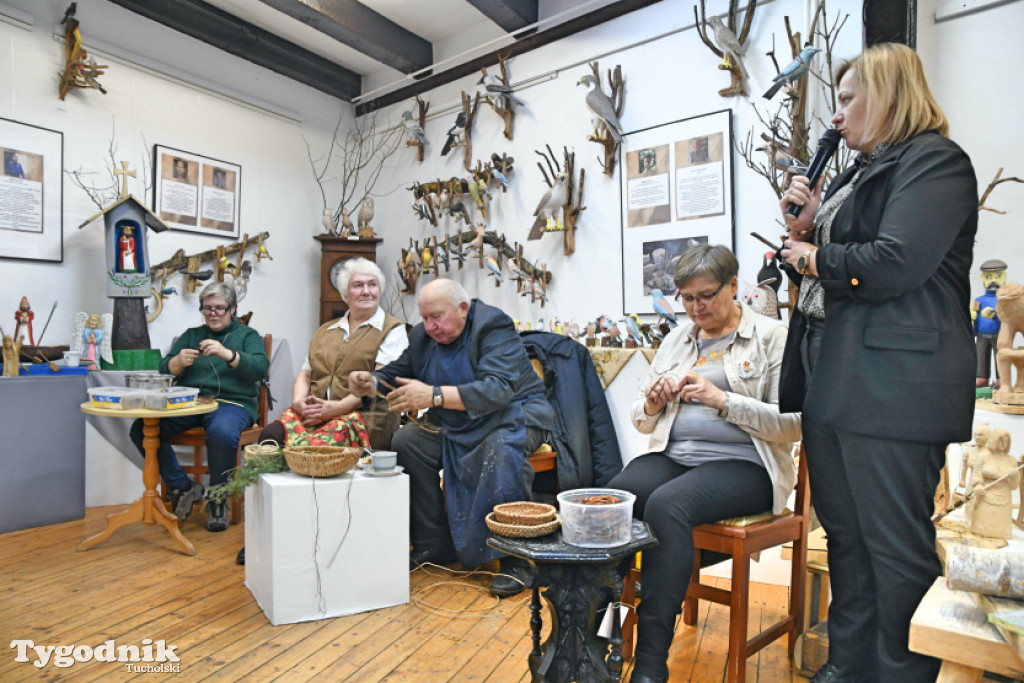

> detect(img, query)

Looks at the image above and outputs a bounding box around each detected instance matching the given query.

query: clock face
[329,257,352,295]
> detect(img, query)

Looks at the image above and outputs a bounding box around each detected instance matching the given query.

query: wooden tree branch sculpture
[59,5,108,100]
[694,0,757,97]
[979,168,1024,214]
[587,62,625,176]
[445,229,552,286]
[530,144,586,255]
[454,91,483,172]
[480,54,517,141]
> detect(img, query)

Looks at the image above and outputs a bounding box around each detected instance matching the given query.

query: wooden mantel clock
[314,236,383,325]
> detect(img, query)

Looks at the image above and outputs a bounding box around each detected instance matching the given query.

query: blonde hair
[836,43,948,147]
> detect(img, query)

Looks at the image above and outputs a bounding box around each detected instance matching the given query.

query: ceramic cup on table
[370,451,398,472]
[63,351,81,368]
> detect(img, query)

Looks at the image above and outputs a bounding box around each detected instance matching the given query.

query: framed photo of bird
[152,144,241,239]
[619,109,734,315]
[0,117,63,263]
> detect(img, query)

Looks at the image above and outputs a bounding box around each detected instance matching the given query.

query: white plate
[364,465,404,477]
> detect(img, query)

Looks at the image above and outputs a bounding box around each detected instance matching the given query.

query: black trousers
[391,418,544,559]
[803,418,944,682]
[608,454,773,676]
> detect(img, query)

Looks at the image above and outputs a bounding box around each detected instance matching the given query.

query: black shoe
[630,673,666,683]
[174,480,205,522]
[206,500,229,532]
[810,662,838,683]
[236,547,245,565]
[409,547,457,570]
[490,557,533,598]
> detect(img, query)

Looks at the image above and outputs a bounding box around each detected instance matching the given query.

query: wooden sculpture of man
[960,421,991,522]
[995,282,1024,405]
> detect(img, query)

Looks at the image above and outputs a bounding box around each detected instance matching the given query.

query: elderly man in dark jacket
[350,279,553,597]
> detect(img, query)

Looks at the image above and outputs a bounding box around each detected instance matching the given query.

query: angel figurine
[72,312,113,370]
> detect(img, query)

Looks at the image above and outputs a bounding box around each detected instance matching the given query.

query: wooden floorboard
[1,507,812,682]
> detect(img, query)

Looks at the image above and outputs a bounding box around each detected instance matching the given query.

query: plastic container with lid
[556,488,636,548]
[144,387,200,410]
[125,372,175,390]
[88,387,145,411]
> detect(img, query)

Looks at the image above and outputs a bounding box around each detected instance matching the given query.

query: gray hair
[423,279,470,307]
[673,244,739,289]
[198,281,237,309]
[335,257,386,303]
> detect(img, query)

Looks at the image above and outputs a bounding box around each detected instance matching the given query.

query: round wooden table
[78,398,218,555]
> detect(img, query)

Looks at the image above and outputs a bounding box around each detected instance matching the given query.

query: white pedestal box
[245,470,409,625]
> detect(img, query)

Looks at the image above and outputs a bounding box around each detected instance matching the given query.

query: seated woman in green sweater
[130,282,269,532]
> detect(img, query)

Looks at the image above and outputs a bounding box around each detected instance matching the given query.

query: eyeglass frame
[199,304,231,315]
[675,280,728,306]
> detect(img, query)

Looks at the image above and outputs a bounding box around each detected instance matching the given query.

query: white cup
[63,351,81,368]
[371,451,398,471]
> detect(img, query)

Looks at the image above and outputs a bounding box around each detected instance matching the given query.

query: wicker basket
[486,511,561,538]
[493,502,557,526]
[243,441,283,462]
[283,445,360,477]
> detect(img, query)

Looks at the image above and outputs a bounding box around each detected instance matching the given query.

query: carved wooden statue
[995,281,1024,405]
[961,421,991,522]
[971,428,1020,539]
[2,332,23,376]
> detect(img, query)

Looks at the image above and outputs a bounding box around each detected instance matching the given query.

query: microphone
[786,128,841,217]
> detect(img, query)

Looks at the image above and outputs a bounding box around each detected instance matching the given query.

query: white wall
[917,0,1024,299]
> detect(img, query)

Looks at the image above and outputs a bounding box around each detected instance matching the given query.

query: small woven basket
[493,502,557,526]
[486,511,561,538]
[243,441,282,462]
[283,445,360,477]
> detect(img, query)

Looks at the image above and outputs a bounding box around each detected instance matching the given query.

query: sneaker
[174,480,205,522]
[206,500,229,532]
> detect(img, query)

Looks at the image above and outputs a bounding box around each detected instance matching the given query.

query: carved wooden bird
[340,207,354,236]
[321,208,336,235]
[532,172,568,233]
[357,197,375,227]
[577,74,623,142]
[706,16,748,79]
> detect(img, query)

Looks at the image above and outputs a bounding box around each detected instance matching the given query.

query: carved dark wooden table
[488,519,657,682]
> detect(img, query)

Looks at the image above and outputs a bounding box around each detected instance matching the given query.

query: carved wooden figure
[584,61,624,176]
[995,282,1024,405]
[962,421,991,522]
[971,428,1020,539]
[694,0,758,97]
[530,145,586,255]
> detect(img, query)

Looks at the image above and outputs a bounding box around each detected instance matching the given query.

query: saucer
[364,465,404,477]
[357,459,373,469]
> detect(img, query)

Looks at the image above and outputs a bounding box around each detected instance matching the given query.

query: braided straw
[492,502,556,526]
[485,512,561,538]
[283,445,360,477]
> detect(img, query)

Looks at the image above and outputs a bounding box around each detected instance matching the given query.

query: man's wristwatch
[432,385,444,408]
[796,247,818,276]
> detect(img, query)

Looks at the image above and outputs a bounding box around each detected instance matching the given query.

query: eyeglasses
[676,281,727,306]
[200,305,229,315]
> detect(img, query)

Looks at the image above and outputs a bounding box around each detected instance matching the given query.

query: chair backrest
[254,333,272,428]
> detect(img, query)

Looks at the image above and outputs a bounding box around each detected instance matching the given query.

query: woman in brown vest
[259,258,408,451]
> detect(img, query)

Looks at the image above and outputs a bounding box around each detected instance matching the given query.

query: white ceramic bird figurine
[577,74,623,142]
[358,197,375,228]
[321,208,336,235]
[706,16,748,79]
[532,172,568,233]
[401,110,427,146]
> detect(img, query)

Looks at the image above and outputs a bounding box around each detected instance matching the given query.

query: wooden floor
[1,507,813,682]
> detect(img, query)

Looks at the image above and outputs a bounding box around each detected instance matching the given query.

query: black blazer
[780,131,978,443]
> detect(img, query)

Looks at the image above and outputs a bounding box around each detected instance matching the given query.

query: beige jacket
[630,302,801,514]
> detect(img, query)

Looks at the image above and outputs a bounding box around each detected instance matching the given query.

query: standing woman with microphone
[779,43,977,682]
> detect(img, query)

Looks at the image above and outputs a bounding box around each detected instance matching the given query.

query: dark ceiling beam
[258,0,432,74]
[106,0,361,101]
[356,0,662,116]
[863,0,916,48]
[465,0,538,34]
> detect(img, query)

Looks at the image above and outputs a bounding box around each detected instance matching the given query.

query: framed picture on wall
[0,117,64,262]
[153,144,241,239]
[619,109,734,315]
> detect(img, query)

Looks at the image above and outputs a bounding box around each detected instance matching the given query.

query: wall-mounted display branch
[694,0,757,98]
[530,144,585,255]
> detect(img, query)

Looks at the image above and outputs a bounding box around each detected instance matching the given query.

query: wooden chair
[527,358,557,482]
[163,333,272,524]
[621,445,810,683]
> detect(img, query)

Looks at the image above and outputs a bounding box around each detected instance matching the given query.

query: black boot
[236,547,245,565]
[489,556,532,598]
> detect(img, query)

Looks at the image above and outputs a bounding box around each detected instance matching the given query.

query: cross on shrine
[115,161,136,199]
